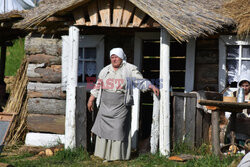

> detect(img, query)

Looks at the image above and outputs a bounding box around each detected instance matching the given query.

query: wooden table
[198,100,250,155]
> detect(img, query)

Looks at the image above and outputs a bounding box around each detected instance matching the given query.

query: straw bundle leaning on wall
[4,59,28,145]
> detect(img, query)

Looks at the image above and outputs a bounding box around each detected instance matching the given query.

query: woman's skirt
[91,91,131,160]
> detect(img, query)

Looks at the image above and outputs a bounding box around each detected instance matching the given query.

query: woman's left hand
[149,85,160,97]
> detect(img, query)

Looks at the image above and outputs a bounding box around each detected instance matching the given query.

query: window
[78,47,97,83]
[226,44,250,87]
[218,35,250,92]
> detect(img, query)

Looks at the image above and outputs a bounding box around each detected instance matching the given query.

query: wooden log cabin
[1,0,249,155]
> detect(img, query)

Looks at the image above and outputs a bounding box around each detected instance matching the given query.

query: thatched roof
[221,0,250,37]
[14,0,232,41]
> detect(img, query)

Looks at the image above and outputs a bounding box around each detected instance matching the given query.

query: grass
[0,143,241,167]
[0,38,25,76]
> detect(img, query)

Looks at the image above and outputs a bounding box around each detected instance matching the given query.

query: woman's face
[241,81,250,94]
[110,54,122,68]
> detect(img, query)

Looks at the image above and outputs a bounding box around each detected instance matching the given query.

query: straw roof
[221,0,250,37]
[14,0,232,41]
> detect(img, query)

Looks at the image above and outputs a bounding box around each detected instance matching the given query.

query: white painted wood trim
[25,132,65,147]
[159,28,170,156]
[131,32,160,150]
[150,94,160,154]
[185,39,196,92]
[218,37,227,92]
[62,36,70,91]
[65,26,79,149]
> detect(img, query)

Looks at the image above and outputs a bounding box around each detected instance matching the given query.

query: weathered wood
[198,100,250,111]
[98,0,110,26]
[65,26,79,149]
[28,98,66,115]
[202,113,211,144]
[195,109,203,147]
[46,16,67,22]
[185,97,196,147]
[150,94,160,154]
[73,7,86,25]
[211,110,221,156]
[131,88,140,150]
[25,37,62,56]
[173,96,184,144]
[61,36,69,91]
[159,28,170,156]
[25,132,65,147]
[133,8,146,27]
[27,64,61,83]
[76,86,87,148]
[27,114,65,134]
[27,54,61,65]
[88,0,98,26]
[171,92,196,98]
[27,82,65,99]
[113,0,125,27]
[122,1,134,27]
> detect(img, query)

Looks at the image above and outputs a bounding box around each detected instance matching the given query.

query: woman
[87,48,159,161]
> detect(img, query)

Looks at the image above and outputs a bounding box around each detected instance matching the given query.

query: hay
[4,59,28,145]
[14,0,232,42]
[221,0,250,37]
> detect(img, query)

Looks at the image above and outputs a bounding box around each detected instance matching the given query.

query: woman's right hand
[87,95,96,112]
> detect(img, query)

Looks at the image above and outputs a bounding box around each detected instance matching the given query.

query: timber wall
[25,35,66,135]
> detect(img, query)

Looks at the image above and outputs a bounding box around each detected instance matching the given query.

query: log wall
[25,36,66,134]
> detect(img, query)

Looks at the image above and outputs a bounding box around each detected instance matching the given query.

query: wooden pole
[0,46,6,84]
[150,94,160,154]
[211,110,221,156]
[65,26,79,149]
[131,88,140,150]
[159,28,170,156]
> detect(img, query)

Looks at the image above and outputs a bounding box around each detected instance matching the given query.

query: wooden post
[65,26,79,149]
[211,110,221,156]
[159,28,170,156]
[131,88,140,150]
[185,39,195,92]
[76,86,87,149]
[150,94,160,154]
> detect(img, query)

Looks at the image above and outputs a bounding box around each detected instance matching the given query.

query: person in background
[87,48,159,162]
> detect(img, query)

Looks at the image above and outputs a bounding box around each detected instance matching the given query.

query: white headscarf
[110,48,127,63]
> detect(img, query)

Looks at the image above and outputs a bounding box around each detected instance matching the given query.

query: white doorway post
[159,28,170,156]
[65,26,79,149]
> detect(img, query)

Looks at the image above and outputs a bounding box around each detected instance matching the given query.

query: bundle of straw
[4,58,28,145]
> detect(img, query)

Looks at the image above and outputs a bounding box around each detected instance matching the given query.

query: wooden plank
[27,54,61,65]
[27,82,66,99]
[132,8,146,27]
[171,92,196,98]
[195,109,203,147]
[185,97,196,147]
[25,132,65,146]
[202,113,211,144]
[46,16,67,22]
[28,98,66,115]
[88,0,98,26]
[113,0,125,27]
[173,96,184,144]
[27,114,65,134]
[150,94,160,154]
[98,0,110,26]
[122,0,134,27]
[76,86,87,148]
[198,100,250,110]
[73,7,86,25]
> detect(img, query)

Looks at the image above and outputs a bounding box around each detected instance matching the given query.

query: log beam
[73,7,86,25]
[98,0,110,26]
[113,0,125,27]
[133,8,146,27]
[122,1,134,27]
[88,0,98,26]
